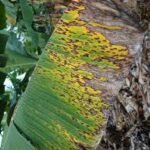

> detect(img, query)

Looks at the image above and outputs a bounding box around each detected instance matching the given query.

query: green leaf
[0,31,8,116]
[0,1,6,29]
[19,0,39,47]
[19,0,33,27]
[4,49,37,72]
[1,0,17,25]
[0,34,8,54]
[2,123,35,150]
[0,55,7,67]
[0,71,6,85]
[0,32,37,72]
[0,2,8,134]
[0,33,8,68]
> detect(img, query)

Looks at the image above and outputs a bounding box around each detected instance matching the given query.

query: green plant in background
[0,0,8,133]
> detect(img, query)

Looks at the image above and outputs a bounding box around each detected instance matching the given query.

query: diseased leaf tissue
[3,0,144,149]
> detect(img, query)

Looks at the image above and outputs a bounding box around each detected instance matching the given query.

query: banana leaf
[0,1,6,29]
[2,0,143,149]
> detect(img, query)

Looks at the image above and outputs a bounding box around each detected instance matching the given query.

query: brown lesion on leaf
[35,0,145,148]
